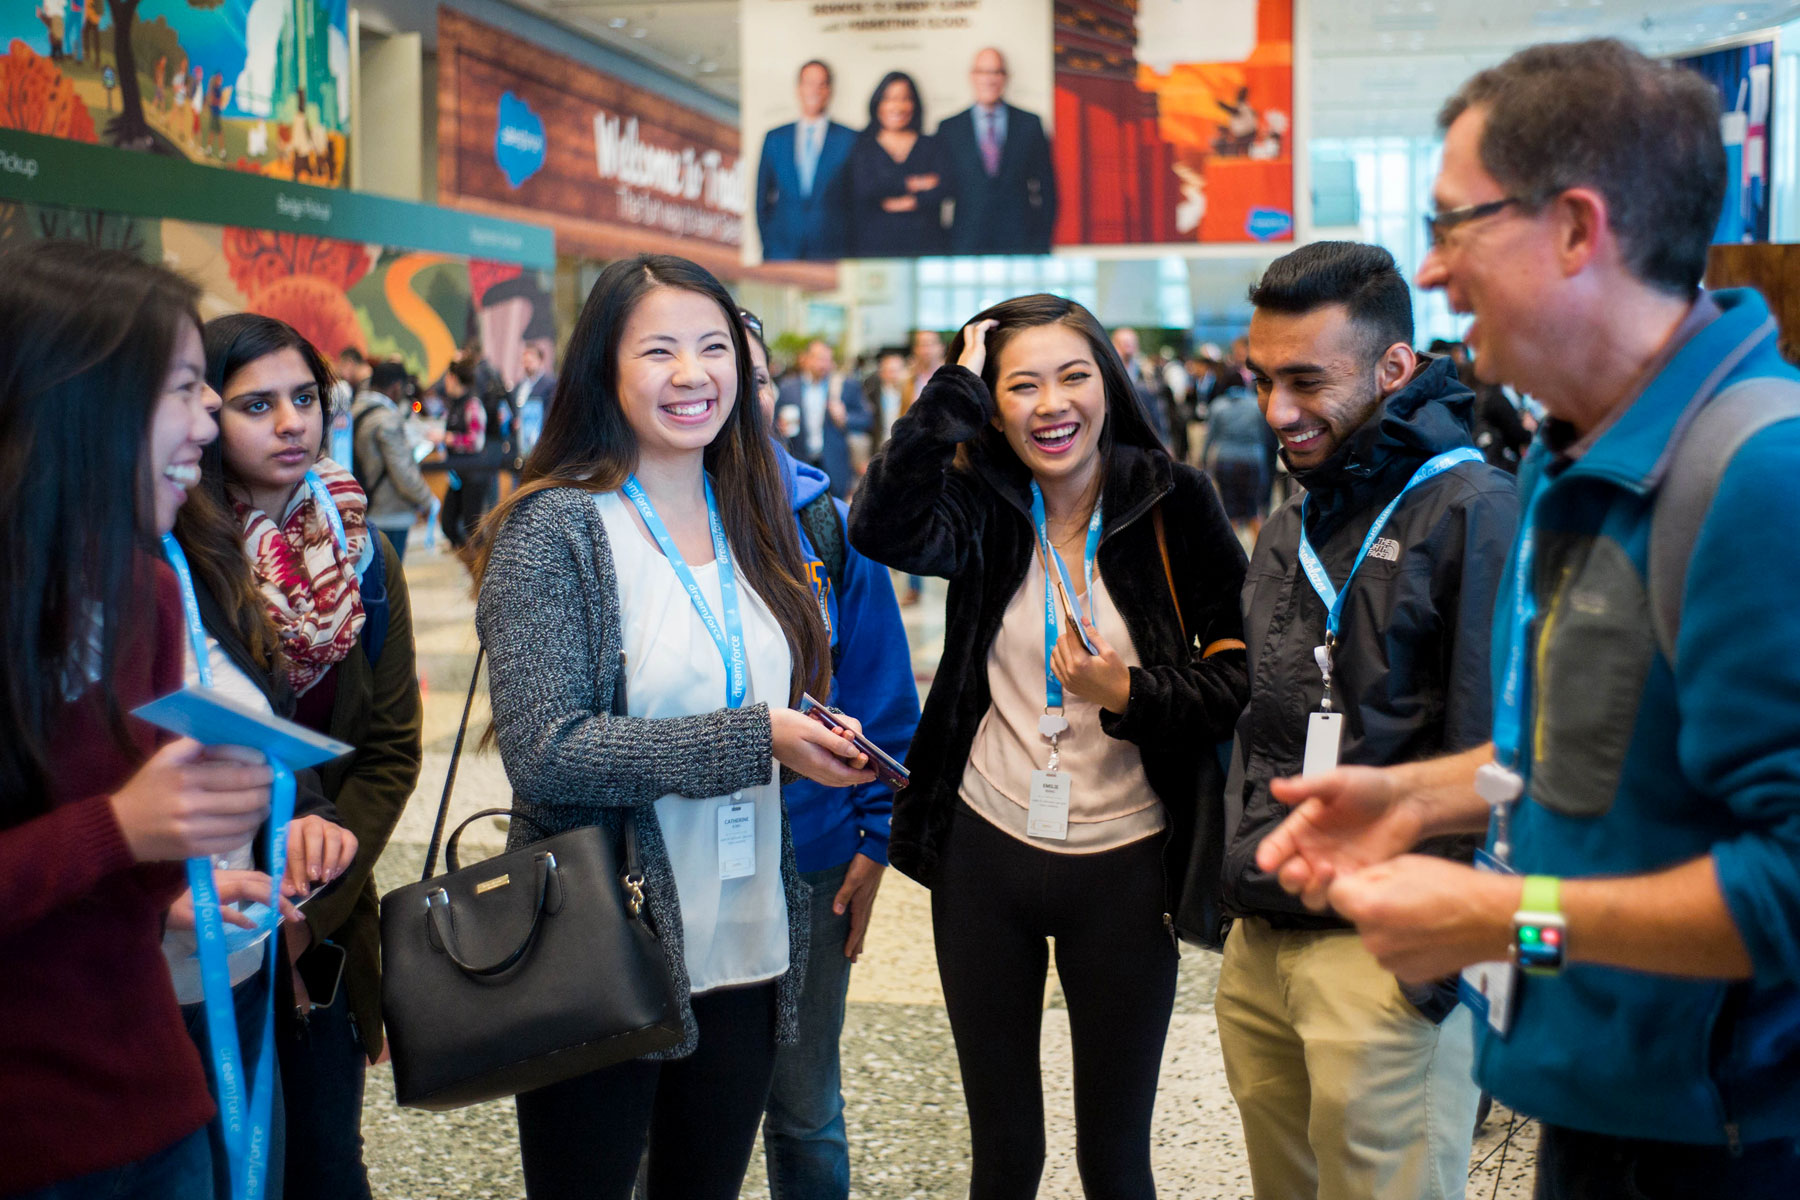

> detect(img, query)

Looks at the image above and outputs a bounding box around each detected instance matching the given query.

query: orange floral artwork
[246,275,367,358]
[0,40,98,143]
[222,227,373,301]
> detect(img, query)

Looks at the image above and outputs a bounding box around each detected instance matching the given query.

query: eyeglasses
[738,309,764,338]
[1423,196,1526,248]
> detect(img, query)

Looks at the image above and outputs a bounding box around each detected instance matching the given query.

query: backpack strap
[798,492,847,669]
[358,531,391,666]
[799,492,847,597]
[1649,376,1800,666]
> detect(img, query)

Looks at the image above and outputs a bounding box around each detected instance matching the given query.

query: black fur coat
[848,365,1250,929]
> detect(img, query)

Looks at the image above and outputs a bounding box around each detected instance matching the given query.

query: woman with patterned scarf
[201,314,424,1200]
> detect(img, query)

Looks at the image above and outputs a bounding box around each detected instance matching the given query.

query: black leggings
[514,982,779,1200]
[933,803,1180,1200]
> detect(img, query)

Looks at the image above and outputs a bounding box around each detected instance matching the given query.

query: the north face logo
[1368,538,1402,562]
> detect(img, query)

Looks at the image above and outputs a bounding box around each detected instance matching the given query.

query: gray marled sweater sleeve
[476,487,775,807]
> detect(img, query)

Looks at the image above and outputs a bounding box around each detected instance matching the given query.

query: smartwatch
[1512,874,1566,975]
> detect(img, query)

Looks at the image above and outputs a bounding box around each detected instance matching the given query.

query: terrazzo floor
[361,538,1538,1199]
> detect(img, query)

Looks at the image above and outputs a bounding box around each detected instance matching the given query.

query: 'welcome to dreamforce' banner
[437,6,743,271]
[740,0,1293,264]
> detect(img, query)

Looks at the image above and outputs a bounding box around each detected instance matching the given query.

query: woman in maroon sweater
[0,242,274,1197]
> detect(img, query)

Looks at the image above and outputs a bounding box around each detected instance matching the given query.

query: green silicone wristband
[1520,874,1561,914]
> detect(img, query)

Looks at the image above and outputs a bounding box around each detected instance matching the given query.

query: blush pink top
[959,545,1164,853]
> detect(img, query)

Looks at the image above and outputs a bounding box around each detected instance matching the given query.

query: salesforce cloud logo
[495,92,547,189]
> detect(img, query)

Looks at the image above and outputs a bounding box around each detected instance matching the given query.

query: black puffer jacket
[1221,355,1519,931]
[849,365,1250,920]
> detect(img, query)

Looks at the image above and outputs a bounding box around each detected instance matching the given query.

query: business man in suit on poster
[938,47,1057,254]
[757,60,858,260]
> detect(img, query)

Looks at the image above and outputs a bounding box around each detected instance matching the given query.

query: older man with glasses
[1256,39,1800,1200]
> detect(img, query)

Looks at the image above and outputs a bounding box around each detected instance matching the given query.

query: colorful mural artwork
[1054,0,1293,245]
[0,198,554,381]
[0,0,349,186]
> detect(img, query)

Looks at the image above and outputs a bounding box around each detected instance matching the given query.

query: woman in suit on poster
[847,71,949,258]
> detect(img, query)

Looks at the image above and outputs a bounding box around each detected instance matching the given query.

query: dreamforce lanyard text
[162,532,294,1200]
[1029,481,1101,750]
[1296,447,1482,708]
[622,474,749,709]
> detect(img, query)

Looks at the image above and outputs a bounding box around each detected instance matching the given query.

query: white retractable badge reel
[1304,637,1344,775]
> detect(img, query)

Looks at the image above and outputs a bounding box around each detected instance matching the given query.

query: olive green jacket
[303,532,422,1058]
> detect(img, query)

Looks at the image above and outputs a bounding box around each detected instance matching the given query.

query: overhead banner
[438,7,743,267]
[740,0,1056,263]
[1670,35,1776,245]
[1056,0,1293,247]
[0,0,350,186]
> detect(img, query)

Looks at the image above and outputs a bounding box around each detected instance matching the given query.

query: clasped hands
[1255,766,1518,984]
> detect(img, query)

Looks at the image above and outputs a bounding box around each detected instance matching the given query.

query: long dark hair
[945,293,1165,479]
[180,313,340,673]
[473,254,830,704]
[0,241,202,820]
[866,71,925,134]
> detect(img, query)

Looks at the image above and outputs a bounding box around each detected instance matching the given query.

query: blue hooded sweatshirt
[778,449,920,874]
[1479,289,1800,1146]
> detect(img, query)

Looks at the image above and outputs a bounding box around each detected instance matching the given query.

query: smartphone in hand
[798,693,910,790]
[1053,575,1099,655]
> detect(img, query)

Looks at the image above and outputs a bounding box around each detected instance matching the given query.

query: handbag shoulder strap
[421,646,485,882]
[422,649,644,884]
[1152,502,1186,644]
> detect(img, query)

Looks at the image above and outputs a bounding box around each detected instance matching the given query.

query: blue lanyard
[621,475,748,709]
[1297,447,1483,640]
[1491,484,1545,773]
[303,470,348,554]
[1029,481,1102,710]
[162,536,292,1200]
[161,534,214,688]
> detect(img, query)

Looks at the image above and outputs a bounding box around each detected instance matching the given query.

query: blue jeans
[277,983,372,1200]
[15,1128,211,1200]
[182,965,286,1200]
[763,861,855,1200]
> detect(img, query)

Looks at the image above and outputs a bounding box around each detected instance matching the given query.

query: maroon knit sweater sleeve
[0,560,213,1193]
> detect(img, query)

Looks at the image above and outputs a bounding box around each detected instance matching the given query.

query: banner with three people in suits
[741,0,1057,263]
[740,0,1295,263]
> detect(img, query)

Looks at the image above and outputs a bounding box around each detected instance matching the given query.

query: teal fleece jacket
[1479,288,1800,1146]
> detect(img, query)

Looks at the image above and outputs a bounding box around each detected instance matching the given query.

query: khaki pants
[1215,917,1481,1200]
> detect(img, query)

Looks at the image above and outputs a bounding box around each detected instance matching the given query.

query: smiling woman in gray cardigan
[477,485,809,1056]
[471,254,874,1200]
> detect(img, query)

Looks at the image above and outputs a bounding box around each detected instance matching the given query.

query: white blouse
[161,633,274,1005]
[595,490,790,994]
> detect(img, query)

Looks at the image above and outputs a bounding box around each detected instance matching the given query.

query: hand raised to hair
[957,319,999,377]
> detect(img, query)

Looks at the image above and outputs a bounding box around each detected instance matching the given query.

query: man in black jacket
[1216,242,1518,1199]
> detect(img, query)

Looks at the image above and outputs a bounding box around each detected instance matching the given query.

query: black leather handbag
[379,649,682,1110]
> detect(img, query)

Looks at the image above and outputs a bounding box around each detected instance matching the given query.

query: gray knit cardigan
[474,485,809,1058]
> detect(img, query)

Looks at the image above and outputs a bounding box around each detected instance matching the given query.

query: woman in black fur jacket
[849,295,1249,1199]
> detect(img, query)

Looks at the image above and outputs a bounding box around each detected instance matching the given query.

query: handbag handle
[426,849,561,977]
[445,808,549,874]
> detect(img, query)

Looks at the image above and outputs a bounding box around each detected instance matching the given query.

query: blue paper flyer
[133,687,355,770]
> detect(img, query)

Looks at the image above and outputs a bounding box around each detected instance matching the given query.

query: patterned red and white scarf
[236,457,371,696]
